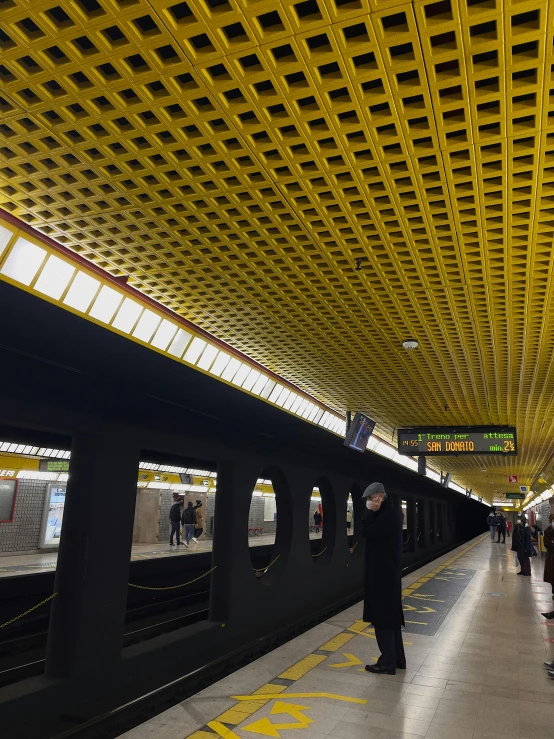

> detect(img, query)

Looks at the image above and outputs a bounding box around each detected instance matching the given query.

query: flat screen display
[397,427,517,456]
[344,412,376,452]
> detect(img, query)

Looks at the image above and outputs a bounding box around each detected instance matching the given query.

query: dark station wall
[0,281,488,737]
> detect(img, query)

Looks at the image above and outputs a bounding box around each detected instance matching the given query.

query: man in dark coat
[361,482,405,675]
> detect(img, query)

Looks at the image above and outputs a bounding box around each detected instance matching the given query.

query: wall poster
[0,479,17,522]
[263,495,277,522]
[40,484,67,548]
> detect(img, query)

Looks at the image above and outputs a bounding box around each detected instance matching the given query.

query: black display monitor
[344,412,376,452]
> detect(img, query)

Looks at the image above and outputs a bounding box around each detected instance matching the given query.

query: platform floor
[0,531,324,578]
[119,535,554,739]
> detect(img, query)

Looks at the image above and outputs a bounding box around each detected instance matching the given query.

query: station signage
[505,493,525,500]
[397,426,517,456]
[39,459,70,472]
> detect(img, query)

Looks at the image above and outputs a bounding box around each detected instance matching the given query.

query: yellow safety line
[0,592,58,629]
[312,547,328,558]
[128,566,217,591]
[232,692,366,705]
[207,721,243,739]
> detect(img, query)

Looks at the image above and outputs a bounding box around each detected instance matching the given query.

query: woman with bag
[512,519,533,576]
[544,514,554,599]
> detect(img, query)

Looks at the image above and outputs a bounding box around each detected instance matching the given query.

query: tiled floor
[118,535,554,739]
[0,532,324,578]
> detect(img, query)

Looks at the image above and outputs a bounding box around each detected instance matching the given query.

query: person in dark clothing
[487,510,497,542]
[313,510,322,534]
[182,501,197,547]
[496,513,506,543]
[543,514,554,599]
[361,482,405,675]
[512,519,533,575]
[169,497,184,546]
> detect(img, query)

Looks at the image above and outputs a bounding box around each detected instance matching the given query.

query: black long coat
[361,496,405,628]
[543,525,554,585]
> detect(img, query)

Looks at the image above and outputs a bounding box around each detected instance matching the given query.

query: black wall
[0,281,488,737]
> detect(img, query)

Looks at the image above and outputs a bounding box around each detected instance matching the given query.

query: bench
[248,527,264,536]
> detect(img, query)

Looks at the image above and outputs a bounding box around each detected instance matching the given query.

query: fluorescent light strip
[0,228,342,436]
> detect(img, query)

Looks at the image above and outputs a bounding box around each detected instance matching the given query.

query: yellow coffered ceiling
[1,0,554,500]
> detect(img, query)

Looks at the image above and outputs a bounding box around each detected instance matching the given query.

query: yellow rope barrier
[312,546,328,558]
[0,592,58,630]
[351,541,359,552]
[253,554,281,573]
[128,565,217,591]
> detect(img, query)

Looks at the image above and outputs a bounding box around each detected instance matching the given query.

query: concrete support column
[45,432,140,678]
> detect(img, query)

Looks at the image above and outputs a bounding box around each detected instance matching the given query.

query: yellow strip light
[0,214,345,435]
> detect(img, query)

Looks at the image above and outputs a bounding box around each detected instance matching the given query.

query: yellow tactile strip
[2,1,554,498]
[183,534,487,739]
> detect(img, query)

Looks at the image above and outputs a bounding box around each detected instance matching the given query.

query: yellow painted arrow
[406,594,444,603]
[242,702,312,737]
[403,604,435,614]
[330,652,362,669]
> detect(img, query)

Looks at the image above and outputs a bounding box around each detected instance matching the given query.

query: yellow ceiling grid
[1,0,554,500]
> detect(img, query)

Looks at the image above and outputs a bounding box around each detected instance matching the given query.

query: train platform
[0,532,323,578]
[119,535,553,739]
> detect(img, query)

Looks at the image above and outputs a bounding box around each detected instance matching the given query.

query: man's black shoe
[365,664,396,675]
[397,663,406,670]
[541,612,554,619]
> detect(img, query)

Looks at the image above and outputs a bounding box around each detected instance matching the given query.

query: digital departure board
[397,427,517,456]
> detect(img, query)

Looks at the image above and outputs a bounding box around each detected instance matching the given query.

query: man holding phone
[361,482,405,675]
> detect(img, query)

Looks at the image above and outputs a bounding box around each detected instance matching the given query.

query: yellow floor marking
[243,702,312,737]
[188,732,217,739]
[319,632,355,652]
[404,604,435,613]
[232,693,367,705]
[216,704,268,725]
[348,626,412,646]
[278,654,326,680]
[405,594,444,602]
[253,684,287,696]
[347,626,376,640]
[207,721,243,739]
[405,619,428,625]
[329,652,362,669]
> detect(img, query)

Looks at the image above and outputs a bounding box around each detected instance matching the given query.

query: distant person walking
[182,501,197,548]
[313,510,322,534]
[194,501,204,542]
[361,482,405,675]
[496,512,506,544]
[169,497,184,546]
[543,514,554,600]
[512,519,533,576]
[487,510,497,541]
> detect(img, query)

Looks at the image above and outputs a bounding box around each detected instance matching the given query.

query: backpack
[183,507,195,524]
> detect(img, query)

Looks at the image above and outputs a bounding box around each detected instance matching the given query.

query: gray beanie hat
[362,482,386,499]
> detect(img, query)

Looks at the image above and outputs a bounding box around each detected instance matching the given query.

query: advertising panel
[0,479,17,522]
[40,484,66,548]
